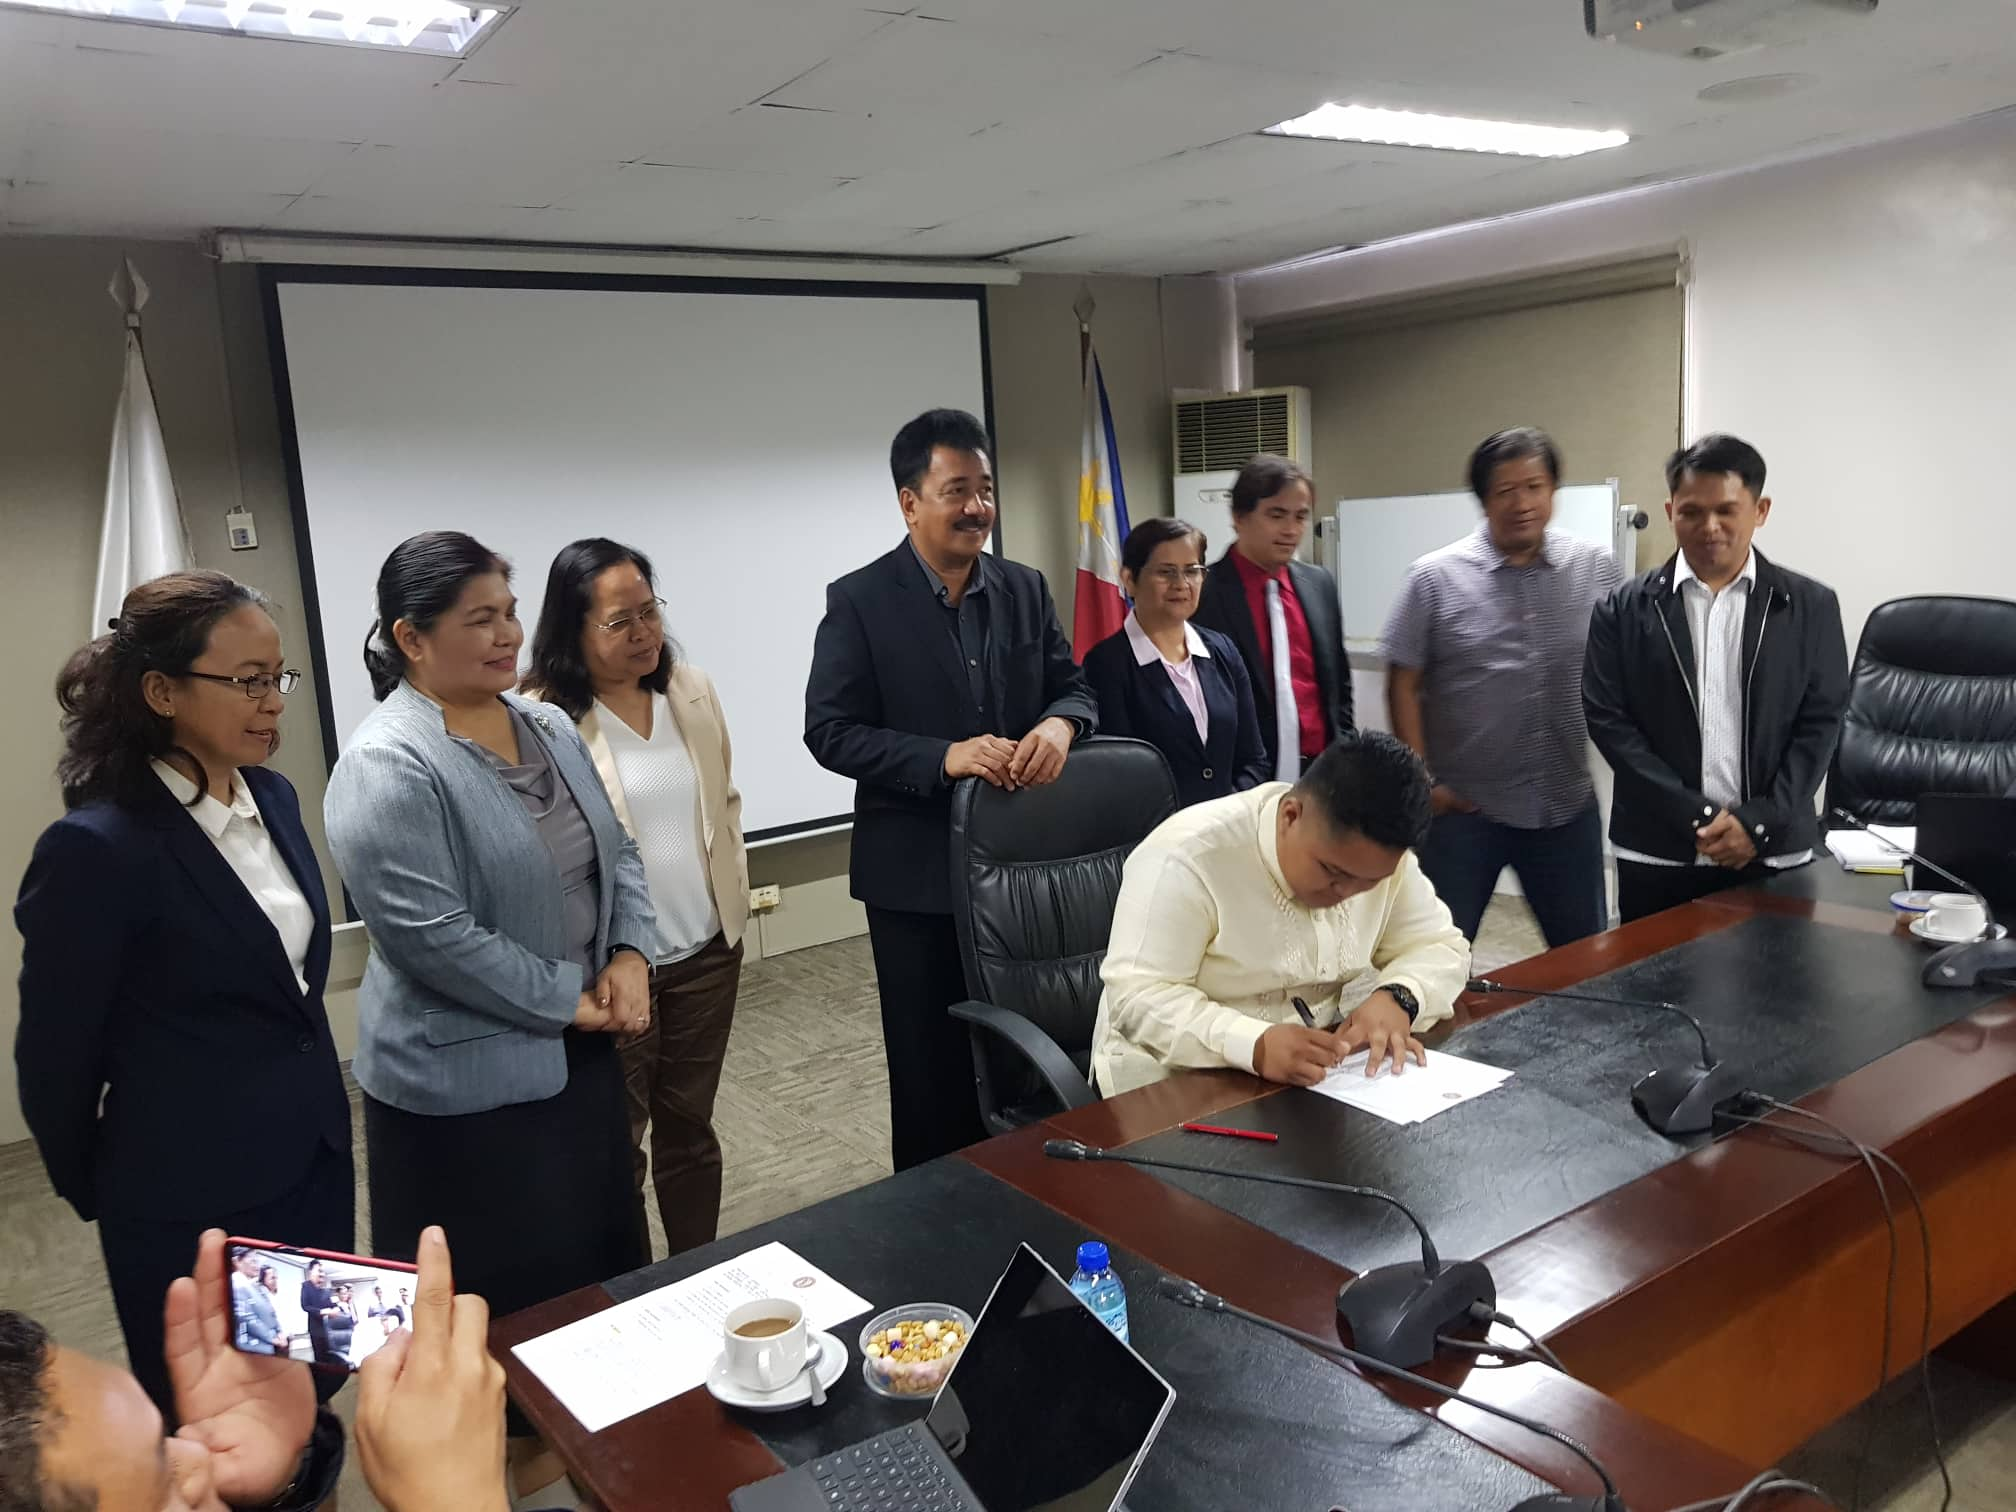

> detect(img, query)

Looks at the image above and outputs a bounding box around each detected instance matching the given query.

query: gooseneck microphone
[1827,807,2016,989]
[1467,978,1715,1069]
[1466,978,1742,1138]
[1156,1277,1628,1512]
[1043,1138,1493,1369]
[1044,1139,1444,1268]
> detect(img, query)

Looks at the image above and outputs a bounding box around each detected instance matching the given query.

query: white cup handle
[756,1345,789,1391]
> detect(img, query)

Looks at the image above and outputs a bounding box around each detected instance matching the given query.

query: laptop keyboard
[807,1424,973,1511]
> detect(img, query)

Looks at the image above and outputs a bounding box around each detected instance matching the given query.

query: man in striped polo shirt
[1380,428,1621,945]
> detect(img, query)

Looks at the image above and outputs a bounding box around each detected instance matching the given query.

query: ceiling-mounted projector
[1585,0,1877,59]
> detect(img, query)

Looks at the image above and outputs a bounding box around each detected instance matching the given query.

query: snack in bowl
[859,1304,977,1398]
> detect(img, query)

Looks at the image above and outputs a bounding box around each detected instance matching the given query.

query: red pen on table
[1180,1121,1279,1144]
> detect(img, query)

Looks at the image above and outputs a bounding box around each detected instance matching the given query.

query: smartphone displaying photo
[224,1238,419,1373]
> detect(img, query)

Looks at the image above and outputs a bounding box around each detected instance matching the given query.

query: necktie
[1265,577,1299,782]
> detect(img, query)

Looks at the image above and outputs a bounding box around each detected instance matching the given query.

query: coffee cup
[1922,893,1987,942]
[723,1298,807,1393]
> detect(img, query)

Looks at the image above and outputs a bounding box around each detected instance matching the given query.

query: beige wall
[1253,287,1683,565]
[0,239,1229,1146]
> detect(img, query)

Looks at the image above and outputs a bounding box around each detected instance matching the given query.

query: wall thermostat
[226,508,258,551]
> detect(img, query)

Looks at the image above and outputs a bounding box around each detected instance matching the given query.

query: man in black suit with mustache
[806,408,1097,1170]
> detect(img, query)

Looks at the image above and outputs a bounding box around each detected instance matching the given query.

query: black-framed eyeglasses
[592,599,666,636]
[184,670,302,699]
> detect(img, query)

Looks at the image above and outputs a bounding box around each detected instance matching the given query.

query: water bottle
[1067,1240,1131,1343]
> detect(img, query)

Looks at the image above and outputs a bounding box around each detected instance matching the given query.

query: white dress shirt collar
[151,759,258,838]
[1122,610,1209,667]
[1674,547,1757,596]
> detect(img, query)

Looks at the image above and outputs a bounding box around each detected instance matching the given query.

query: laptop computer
[729,1243,1175,1512]
[1913,793,2016,915]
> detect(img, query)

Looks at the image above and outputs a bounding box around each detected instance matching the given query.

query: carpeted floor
[1,896,2007,1509]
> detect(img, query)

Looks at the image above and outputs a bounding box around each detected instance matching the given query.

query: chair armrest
[948,1000,1098,1111]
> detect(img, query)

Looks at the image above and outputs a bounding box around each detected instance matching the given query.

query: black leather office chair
[947,737,1178,1135]
[1826,595,2016,825]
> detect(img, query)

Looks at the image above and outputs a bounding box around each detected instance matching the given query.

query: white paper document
[511,1241,873,1433]
[1824,825,1913,873]
[1307,1048,1511,1126]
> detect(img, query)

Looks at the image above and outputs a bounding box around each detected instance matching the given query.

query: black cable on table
[1484,1306,1569,1376]
[1158,1279,1627,1505]
[1432,1332,1551,1370]
[1660,1467,1840,1512]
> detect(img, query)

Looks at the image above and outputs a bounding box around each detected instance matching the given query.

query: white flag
[92,258,190,635]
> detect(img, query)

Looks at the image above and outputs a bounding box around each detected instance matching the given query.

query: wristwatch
[1379,984,1421,1024]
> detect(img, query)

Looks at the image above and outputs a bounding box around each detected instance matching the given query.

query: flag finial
[1072,286,1096,330]
[107,256,152,324]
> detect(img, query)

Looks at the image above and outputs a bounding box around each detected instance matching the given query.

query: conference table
[491,867,2016,1511]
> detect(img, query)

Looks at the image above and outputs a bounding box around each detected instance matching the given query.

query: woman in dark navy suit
[1082,518,1271,808]
[14,571,352,1419]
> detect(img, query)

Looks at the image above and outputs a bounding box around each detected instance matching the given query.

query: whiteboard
[1323,482,1627,648]
[270,274,989,841]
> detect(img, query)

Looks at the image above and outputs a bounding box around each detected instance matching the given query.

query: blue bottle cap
[1076,1241,1110,1273]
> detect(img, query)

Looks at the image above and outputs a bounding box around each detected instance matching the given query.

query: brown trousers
[620,932,745,1258]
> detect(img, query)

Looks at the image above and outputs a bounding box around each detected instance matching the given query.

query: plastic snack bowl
[859,1304,976,1399]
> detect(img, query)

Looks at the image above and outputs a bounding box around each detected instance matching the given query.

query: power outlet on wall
[749,884,782,912]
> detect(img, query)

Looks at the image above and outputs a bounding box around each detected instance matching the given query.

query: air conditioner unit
[1585,0,1876,60]
[1171,387,1311,559]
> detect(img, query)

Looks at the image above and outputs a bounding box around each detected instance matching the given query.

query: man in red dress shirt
[1193,454,1354,777]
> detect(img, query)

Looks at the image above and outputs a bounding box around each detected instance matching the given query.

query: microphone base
[1922,935,2016,990]
[1336,1258,1496,1370]
[1631,1059,1744,1137]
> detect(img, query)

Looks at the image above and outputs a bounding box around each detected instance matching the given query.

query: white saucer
[706,1330,847,1413]
[1909,916,2006,946]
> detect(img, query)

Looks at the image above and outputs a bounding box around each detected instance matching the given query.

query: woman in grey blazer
[324,531,658,1471]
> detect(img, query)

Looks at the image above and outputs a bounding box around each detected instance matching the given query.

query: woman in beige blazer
[525,538,749,1257]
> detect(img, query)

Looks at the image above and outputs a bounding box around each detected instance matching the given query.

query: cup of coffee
[723,1298,808,1393]
[1923,893,1987,942]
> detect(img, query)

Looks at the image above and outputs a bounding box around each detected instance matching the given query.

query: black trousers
[99,1137,354,1424]
[865,906,987,1172]
[364,1029,643,1438]
[1616,858,1778,924]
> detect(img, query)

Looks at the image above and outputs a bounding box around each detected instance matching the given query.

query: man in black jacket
[1583,434,1848,923]
[1191,454,1353,780]
[806,409,1097,1170]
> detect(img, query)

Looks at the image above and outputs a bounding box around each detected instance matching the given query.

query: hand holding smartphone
[354,1225,512,1512]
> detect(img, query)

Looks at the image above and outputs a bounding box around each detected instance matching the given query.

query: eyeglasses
[184,670,302,699]
[592,598,666,636]
[1144,565,1207,585]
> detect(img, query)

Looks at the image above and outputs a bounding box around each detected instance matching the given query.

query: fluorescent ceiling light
[1265,103,1629,159]
[0,0,508,56]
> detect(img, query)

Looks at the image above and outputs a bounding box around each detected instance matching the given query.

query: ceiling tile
[6,0,2016,271]
[305,143,623,210]
[15,125,360,198]
[764,13,1161,134]
[549,161,849,233]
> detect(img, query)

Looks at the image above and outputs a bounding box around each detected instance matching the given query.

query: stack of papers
[511,1241,872,1432]
[1824,824,1913,874]
[1307,1048,1512,1126]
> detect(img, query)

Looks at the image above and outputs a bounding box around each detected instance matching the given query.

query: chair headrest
[954,737,1177,866]
[1860,596,2016,678]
